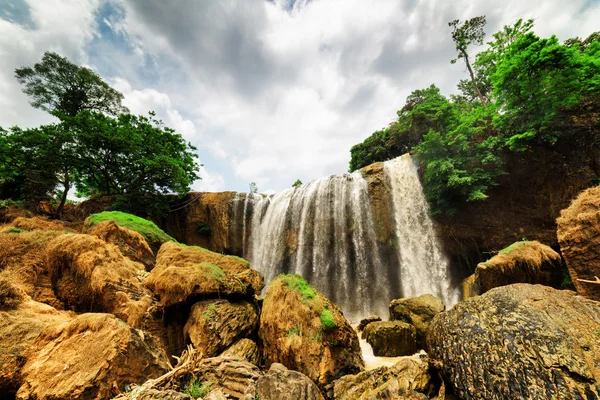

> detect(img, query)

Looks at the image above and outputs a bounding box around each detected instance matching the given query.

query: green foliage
[7,227,25,234]
[249,182,258,194]
[347,17,600,216]
[292,179,303,187]
[196,222,212,235]
[86,211,175,245]
[185,379,210,398]
[560,266,575,291]
[15,51,127,118]
[279,273,317,300]
[320,308,337,330]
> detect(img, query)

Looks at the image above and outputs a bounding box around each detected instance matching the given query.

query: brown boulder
[0,298,71,396]
[221,338,260,365]
[89,220,155,270]
[333,353,432,400]
[46,234,153,327]
[557,185,600,300]
[242,363,325,400]
[184,300,258,357]
[357,315,381,332]
[16,313,169,400]
[427,284,600,399]
[10,216,72,232]
[0,228,67,309]
[259,274,364,388]
[389,294,444,349]
[145,242,263,307]
[362,321,417,357]
[173,356,262,400]
[134,389,191,400]
[472,240,563,295]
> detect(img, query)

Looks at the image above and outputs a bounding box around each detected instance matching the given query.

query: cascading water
[233,154,459,321]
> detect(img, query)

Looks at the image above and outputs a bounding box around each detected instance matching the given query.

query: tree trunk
[56,169,70,220]
[462,50,487,107]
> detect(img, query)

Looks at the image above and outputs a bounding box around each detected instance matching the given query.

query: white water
[234,154,459,321]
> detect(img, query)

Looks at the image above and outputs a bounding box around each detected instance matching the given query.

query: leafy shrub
[196,222,212,235]
[320,308,337,330]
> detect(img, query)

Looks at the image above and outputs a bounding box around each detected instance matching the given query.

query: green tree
[249,182,258,194]
[15,51,127,119]
[292,179,303,187]
[449,16,488,106]
[67,111,200,214]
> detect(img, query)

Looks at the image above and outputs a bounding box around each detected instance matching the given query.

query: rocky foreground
[0,185,600,399]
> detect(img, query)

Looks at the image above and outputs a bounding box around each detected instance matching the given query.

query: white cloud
[2,0,599,193]
[192,166,226,192]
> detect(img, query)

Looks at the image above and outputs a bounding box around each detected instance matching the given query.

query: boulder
[389,294,444,350]
[0,298,71,396]
[242,363,325,400]
[16,313,170,400]
[145,242,264,307]
[557,185,600,300]
[10,216,71,232]
[184,300,258,357]
[89,220,155,270]
[427,284,600,399]
[45,233,153,327]
[173,356,262,400]
[259,274,364,387]
[472,240,563,294]
[357,315,381,332]
[221,338,260,365]
[0,228,66,309]
[362,321,417,357]
[333,353,432,399]
[460,274,478,300]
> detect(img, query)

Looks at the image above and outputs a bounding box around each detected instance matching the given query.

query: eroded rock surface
[357,315,381,332]
[184,299,258,357]
[333,353,432,400]
[427,284,600,399]
[242,363,325,400]
[557,185,600,301]
[363,321,417,357]
[259,274,364,387]
[221,338,260,365]
[89,220,155,270]
[389,294,444,349]
[17,313,170,400]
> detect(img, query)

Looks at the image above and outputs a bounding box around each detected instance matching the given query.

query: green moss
[320,308,337,330]
[7,227,25,234]
[227,255,250,266]
[279,273,316,301]
[498,240,531,255]
[198,262,225,282]
[196,222,212,235]
[86,211,175,245]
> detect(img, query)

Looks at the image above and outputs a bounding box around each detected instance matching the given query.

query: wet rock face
[242,363,325,400]
[16,313,170,400]
[362,321,417,357]
[184,300,259,357]
[557,185,600,301]
[427,284,600,400]
[389,294,444,350]
[333,354,432,400]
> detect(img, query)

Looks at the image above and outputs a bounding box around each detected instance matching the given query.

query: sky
[1,0,599,194]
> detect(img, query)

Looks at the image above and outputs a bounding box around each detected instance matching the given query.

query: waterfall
[236,154,459,321]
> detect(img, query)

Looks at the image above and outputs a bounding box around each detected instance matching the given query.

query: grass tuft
[499,241,530,255]
[86,211,175,246]
[279,273,316,300]
[185,379,211,398]
[320,308,337,330]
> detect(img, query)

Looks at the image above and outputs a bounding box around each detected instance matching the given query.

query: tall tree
[15,51,128,119]
[449,16,488,107]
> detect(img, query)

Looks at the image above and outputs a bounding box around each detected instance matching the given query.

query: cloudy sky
[1,0,599,193]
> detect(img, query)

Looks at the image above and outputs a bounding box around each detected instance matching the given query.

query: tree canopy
[349,18,600,215]
[2,52,200,218]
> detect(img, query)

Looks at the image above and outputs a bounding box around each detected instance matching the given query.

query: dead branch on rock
[578,276,600,285]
